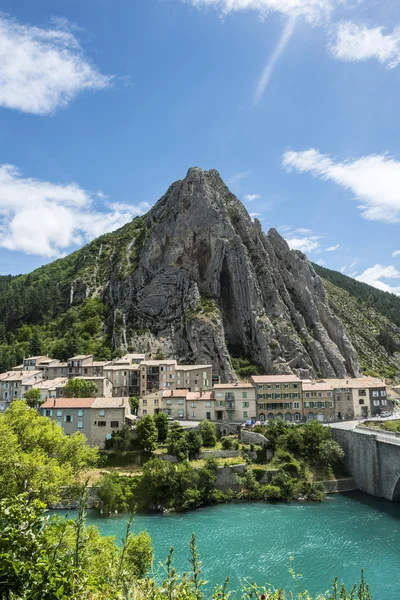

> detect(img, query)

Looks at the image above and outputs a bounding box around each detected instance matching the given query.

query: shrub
[221,437,233,450]
[198,420,217,447]
[262,484,283,500]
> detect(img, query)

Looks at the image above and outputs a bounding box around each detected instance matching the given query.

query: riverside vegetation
[0,401,371,599]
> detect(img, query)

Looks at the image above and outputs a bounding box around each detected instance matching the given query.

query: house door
[216,411,223,421]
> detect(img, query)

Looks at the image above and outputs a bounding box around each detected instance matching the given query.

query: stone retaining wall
[200,450,240,459]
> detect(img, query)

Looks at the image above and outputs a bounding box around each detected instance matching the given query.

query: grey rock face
[105,167,360,381]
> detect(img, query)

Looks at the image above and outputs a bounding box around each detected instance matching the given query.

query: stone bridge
[331,425,400,501]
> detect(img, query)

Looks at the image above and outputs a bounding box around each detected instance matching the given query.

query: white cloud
[316,258,325,265]
[244,194,260,202]
[356,264,400,295]
[325,244,340,251]
[253,17,296,105]
[0,15,111,115]
[0,164,149,257]
[330,22,400,69]
[286,235,322,253]
[392,250,400,258]
[249,212,260,218]
[185,0,340,25]
[282,149,400,223]
[295,227,313,234]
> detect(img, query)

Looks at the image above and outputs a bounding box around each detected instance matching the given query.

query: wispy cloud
[244,194,260,202]
[393,250,400,258]
[226,172,248,186]
[326,244,340,252]
[0,164,149,257]
[249,212,260,218]
[0,15,111,115]
[330,22,400,69]
[184,0,339,25]
[282,149,400,223]
[356,264,400,295]
[253,17,296,105]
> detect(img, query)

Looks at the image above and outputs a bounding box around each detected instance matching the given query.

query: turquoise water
[56,493,400,598]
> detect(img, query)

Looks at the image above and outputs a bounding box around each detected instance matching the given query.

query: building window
[191,402,197,408]
[359,390,367,396]
[373,400,380,406]
[191,412,196,418]
[381,391,386,397]
[293,384,299,389]
[284,393,291,399]
[359,399,364,405]
[206,401,211,407]
[275,384,280,389]
[275,394,281,399]
[106,433,112,440]
[243,411,248,418]
[242,402,249,408]
[284,402,292,409]
[317,392,322,398]
[77,421,83,429]
[294,412,301,421]
[65,415,72,423]
[178,400,184,405]
[143,399,147,406]
[110,421,119,428]
[284,384,289,389]
[327,391,332,397]
[57,421,62,427]
[293,402,300,409]
[242,391,247,399]
[143,410,147,415]
[99,409,105,416]
[56,410,62,417]
[304,402,310,408]
[98,421,106,427]
[77,410,83,417]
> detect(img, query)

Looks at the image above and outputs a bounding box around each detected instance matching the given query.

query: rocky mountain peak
[103,167,360,381]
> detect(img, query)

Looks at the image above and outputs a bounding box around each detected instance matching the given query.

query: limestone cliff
[83,167,359,380]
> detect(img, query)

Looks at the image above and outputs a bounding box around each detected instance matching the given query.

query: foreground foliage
[0,494,372,600]
[0,401,98,503]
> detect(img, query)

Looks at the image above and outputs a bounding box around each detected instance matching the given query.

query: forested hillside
[313,265,400,379]
[313,264,400,327]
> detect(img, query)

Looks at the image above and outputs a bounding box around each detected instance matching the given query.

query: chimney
[53,398,56,408]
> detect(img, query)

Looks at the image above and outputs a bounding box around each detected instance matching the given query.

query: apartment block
[213,383,256,422]
[40,397,131,448]
[252,375,302,422]
[43,361,68,380]
[302,380,334,422]
[0,370,43,411]
[175,365,213,392]
[23,356,53,372]
[326,377,388,420]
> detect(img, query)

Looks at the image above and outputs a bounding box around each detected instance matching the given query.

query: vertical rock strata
[106,167,360,381]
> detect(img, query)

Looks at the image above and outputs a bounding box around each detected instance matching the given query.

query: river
[56,492,400,598]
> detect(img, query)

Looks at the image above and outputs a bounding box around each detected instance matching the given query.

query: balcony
[226,402,235,411]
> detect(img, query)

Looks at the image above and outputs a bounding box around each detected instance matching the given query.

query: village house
[32,377,68,403]
[302,380,335,422]
[252,375,302,422]
[0,370,43,411]
[40,396,131,448]
[213,382,256,422]
[325,377,388,419]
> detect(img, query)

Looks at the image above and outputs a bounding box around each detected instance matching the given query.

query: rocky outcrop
[98,167,360,381]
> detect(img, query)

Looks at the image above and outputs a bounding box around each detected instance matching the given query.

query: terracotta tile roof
[33,378,68,390]
[187,391,214,400]
[69,355,93,360]
[302,380,333,391]
[213,383,253,389]
[251,375,301,383]
[177,365,212,371]
[41,398,96,409]
[93,397,130,409]
[324,377,386,389]
[163,390,189,398]
[140,360,177,366]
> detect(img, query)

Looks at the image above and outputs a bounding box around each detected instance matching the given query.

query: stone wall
[214,464,246,491]
[322,478,356,493]
[199,450,240,459]
[332,428,400,500]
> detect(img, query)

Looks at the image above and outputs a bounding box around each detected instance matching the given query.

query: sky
[1,1,400,294]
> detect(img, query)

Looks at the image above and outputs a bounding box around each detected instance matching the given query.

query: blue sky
[1,0,400,293]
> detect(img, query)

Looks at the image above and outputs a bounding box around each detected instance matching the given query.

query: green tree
[154,412,169,444]
[23,387,43,408]
[136,415,158,453]
[198,420,217,447]
[129,395,139,415]
[186,430,202,460]
[29,328,43,356]
[167,423,189,461]
[63,378,98,398]
[0,401,98,503]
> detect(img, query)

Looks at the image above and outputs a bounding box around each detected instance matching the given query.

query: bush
[221,437,233,450]
[262,484,283,500]
[252,467,266,482]
[198,420,217,447]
